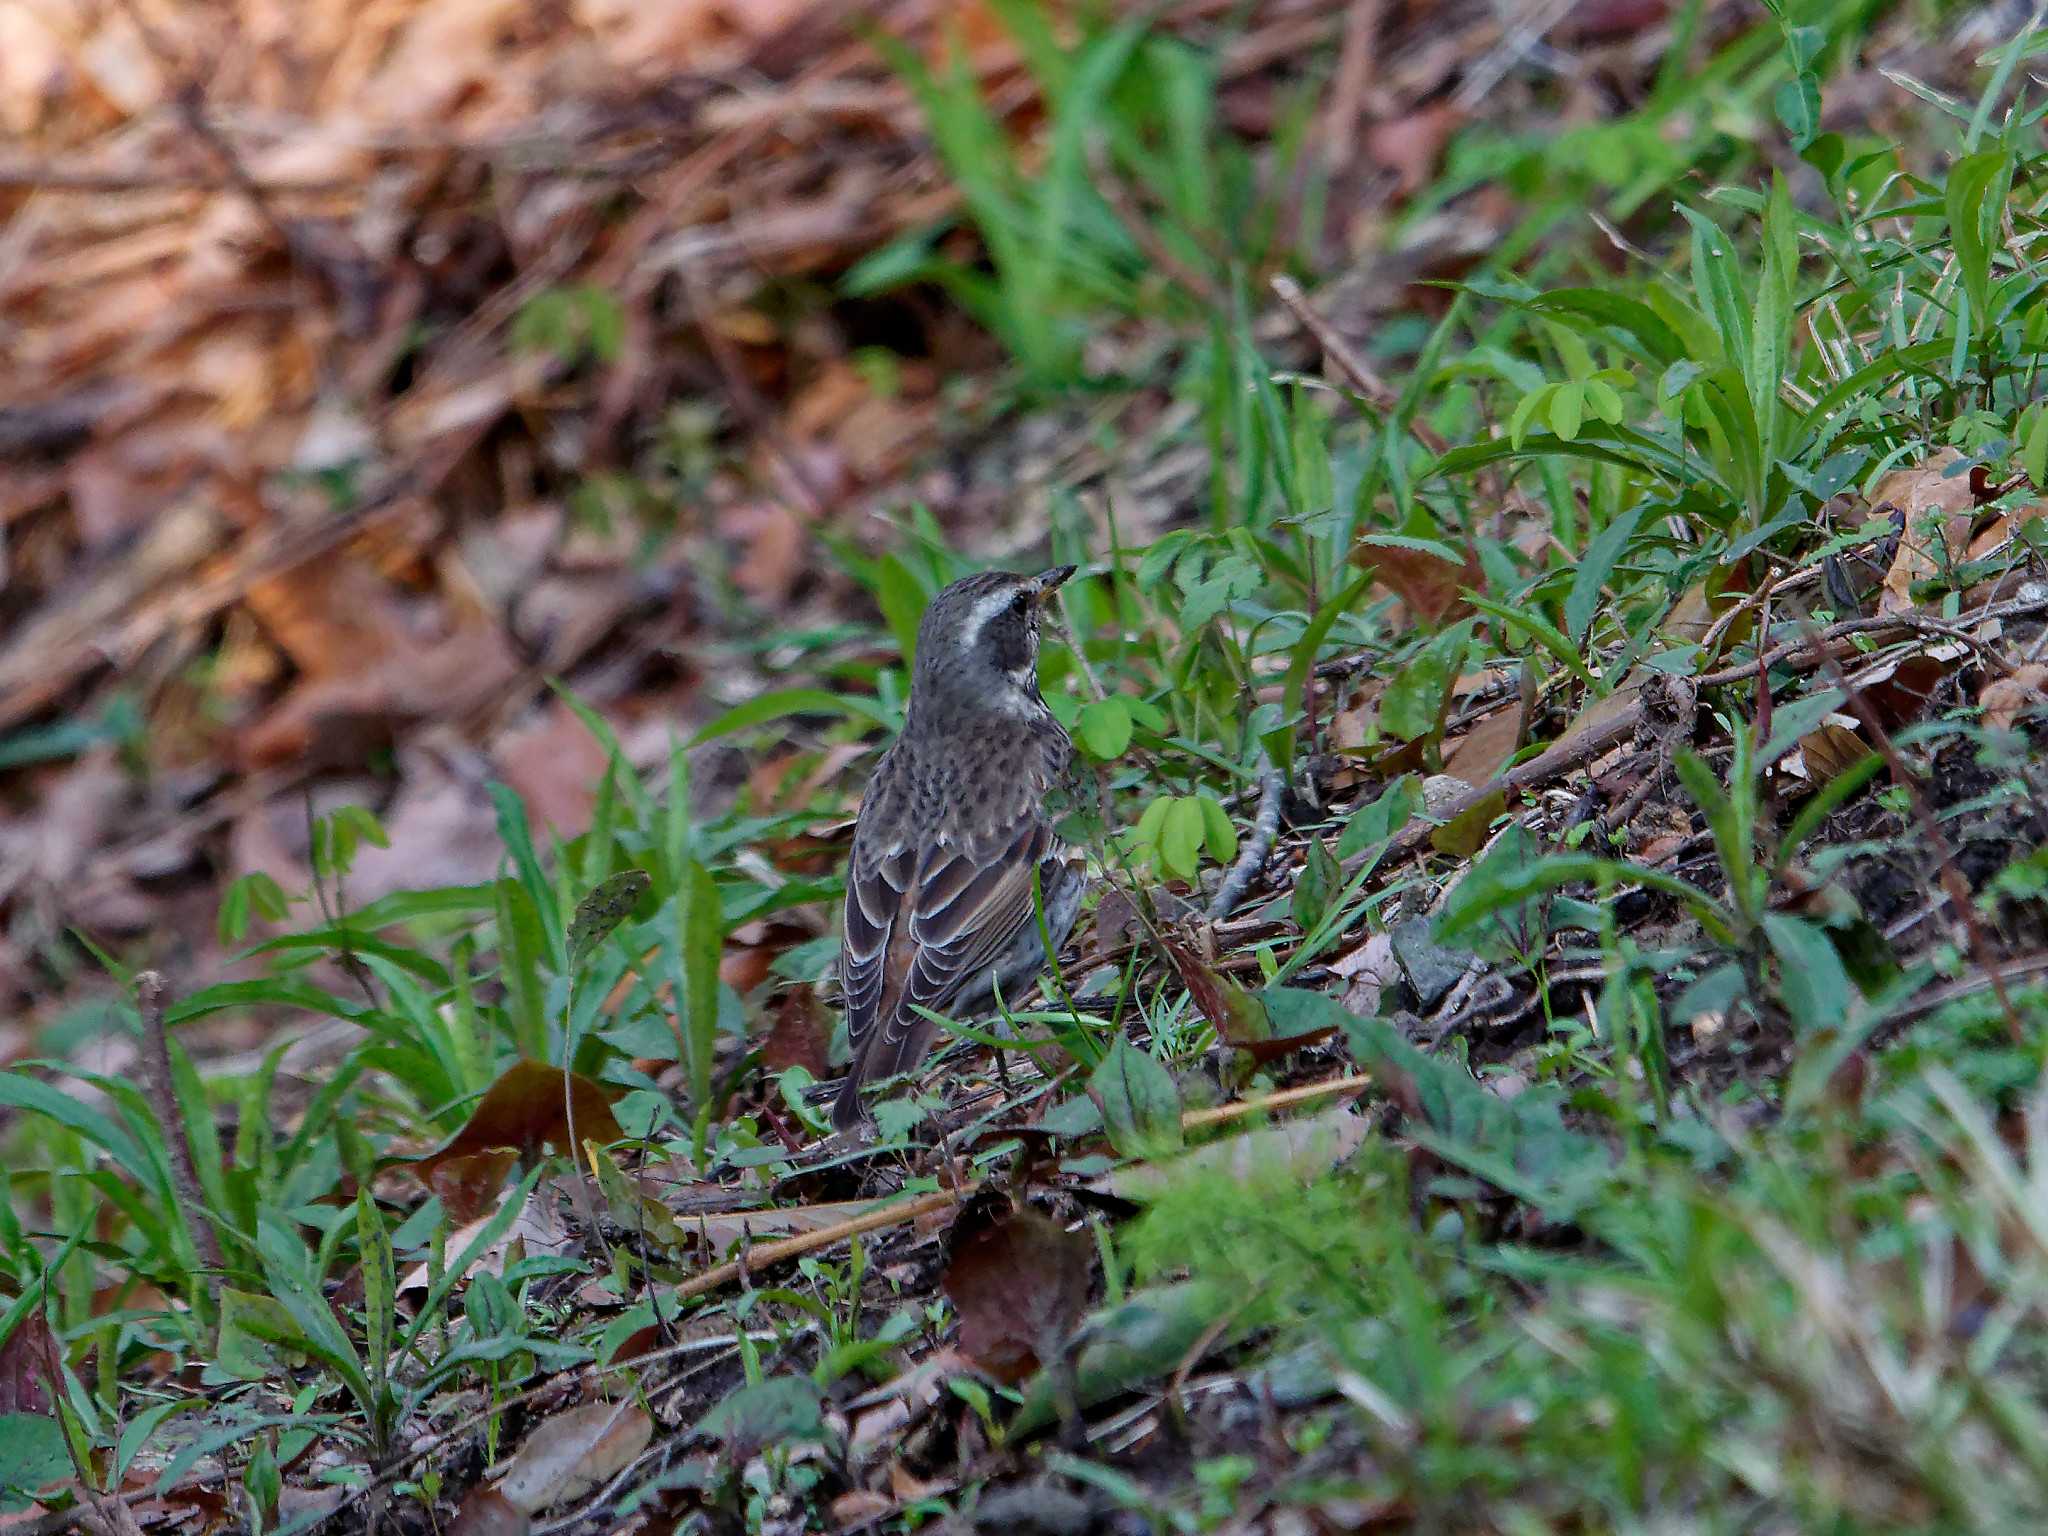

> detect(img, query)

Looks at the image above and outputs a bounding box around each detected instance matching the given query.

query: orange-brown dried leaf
[760,985,830,1077]
[412,1061,624,1192]
[1874,450,1978,615]
[1440,707,1520,787]
[1967,500,2048,560]
[1354,539,1481,626]
[942,1198,1092,1385]
[449,1487,530,1536]
[428,1148,523,1227]
[1365,102,1465,200]
[1857,652,1948,731]
[1980,663,2048,732]
[1798,724,1865,788]
[496,1400,653,1515]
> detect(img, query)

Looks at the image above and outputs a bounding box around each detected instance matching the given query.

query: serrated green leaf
[568,869,652,971]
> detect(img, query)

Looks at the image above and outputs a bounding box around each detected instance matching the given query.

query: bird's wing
[841,814,1055,1069]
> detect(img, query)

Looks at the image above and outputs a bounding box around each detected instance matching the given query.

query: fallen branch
[1360,590,2048,874]
[1180,1073,1374,1130]
[1269,274,1451,457]
[1209,756,1285,920]
[672,1186,967,1302]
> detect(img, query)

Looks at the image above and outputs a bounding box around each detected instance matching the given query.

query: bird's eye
[1011,590,1030,613]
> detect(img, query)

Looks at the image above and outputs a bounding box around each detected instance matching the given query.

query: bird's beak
[1033,564,1077,604]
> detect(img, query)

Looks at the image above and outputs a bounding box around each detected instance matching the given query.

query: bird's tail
[830,1017,935,1135]
[830,1057,870,1135]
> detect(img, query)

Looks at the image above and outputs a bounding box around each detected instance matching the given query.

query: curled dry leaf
[941,1197,1093,1385]
[495,1400,653,1515]
[410,1060,625,1194]
[1874,450,1979,615]
[1797,723,1866,788]
[448,1487,530,1536]
[1981,663,2048,732]
[1440,707,1521,788]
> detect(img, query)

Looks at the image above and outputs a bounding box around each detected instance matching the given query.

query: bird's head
[909,565,1076,717]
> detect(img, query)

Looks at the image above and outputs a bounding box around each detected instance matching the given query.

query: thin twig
[133,973,226,1283]
[1361,590,2048,874]
[672,1186,968,1302]
[1269,275,1448,453]
[1179,1073,1374,1130]
[1209,757,1285,919]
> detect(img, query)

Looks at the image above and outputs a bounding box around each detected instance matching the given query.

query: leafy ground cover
[7,1,2048,1532]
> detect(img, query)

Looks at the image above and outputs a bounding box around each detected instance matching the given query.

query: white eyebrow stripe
[961,585,1020,645]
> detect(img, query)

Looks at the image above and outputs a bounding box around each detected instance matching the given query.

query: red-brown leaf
[942,1197,1092,1385]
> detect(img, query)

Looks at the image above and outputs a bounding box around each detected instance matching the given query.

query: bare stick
[1360,590,2048,874]
[1210,757,1285,920]
[673,1186,967,1302]
[1269,275,1448,452]
[133,973,226,1281]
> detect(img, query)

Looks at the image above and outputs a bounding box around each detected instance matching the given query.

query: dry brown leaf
[760,985,830,1077]
[1664,560,1755,644]
[830,1491,898,1527]
[495,1400,653,1515]
[398,1184,574,1296]
[1365,102,1465,199]
[942,1199,1092,1385]
[0,1305,57,1416]
[494,701,613,838]
[1355,538,1481,626]
[1856,651,1950,731]
[410,1061,625,1194]
[448,1487,531,1536]
[427,1148,523,1228]
[1440,707,1520,787]
[1965,500,2048,561]
[1874,449,1979,615]
[1330,930,1398,1018]
[1981,663,2048,732]
[1555,684,1641,757]
[1797,724,1865,787]
[721,500,809,607]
